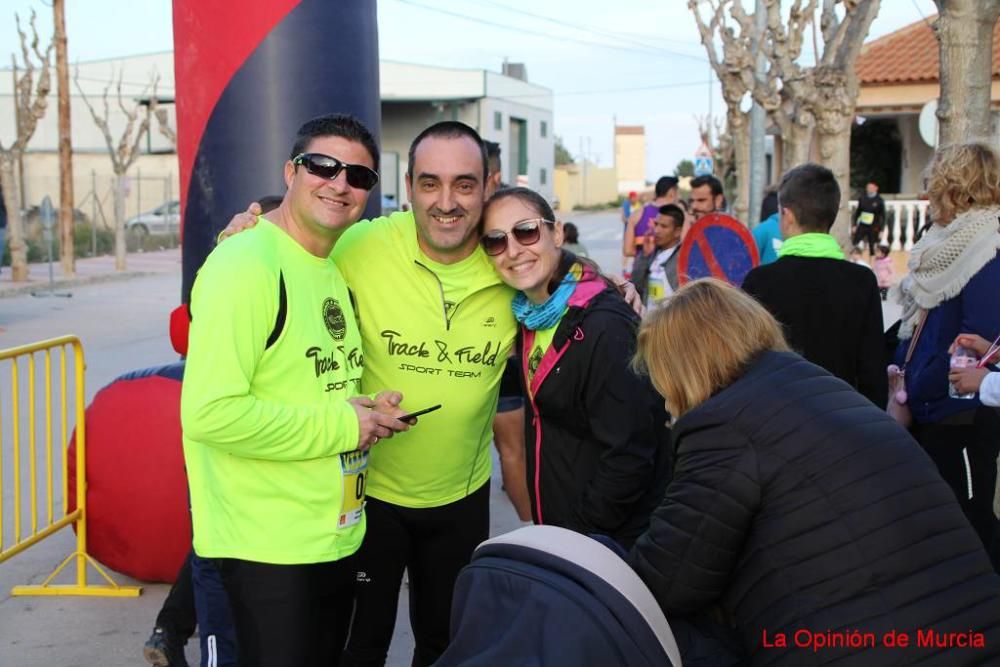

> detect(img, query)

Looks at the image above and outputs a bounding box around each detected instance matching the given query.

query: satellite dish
[919,99,939,148]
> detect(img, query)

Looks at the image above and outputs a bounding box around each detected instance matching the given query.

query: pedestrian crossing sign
[694,156,714,176]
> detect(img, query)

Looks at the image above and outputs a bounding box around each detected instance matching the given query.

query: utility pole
[747,0,767,228]
[54,0,76,275]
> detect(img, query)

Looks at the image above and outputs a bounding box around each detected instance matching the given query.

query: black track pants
[342,483,490,667]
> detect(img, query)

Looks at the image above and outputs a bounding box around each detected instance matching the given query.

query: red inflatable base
[68,372,190,583]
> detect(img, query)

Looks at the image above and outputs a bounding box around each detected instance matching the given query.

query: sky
[3,0,938,181]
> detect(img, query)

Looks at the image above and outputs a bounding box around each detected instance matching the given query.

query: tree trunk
[54,0,75,277]
[817,127,853,249]
[114,172,127,271]
[935,0,1000,146]
[1,156,29,281]
[730,109,751,224]
[780,120,815,172]
[814,68,855,251]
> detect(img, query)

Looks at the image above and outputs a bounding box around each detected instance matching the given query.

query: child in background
[562,222,590,258]
[874,244,894,301]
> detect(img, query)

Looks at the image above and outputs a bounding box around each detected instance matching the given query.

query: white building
[380,60,554,203]
[0,52,554,221]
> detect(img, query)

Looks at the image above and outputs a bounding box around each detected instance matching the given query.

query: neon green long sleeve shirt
[333,211,517,508]
[182,219,366,564]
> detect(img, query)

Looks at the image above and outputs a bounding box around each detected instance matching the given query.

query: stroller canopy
[438,525,682,666]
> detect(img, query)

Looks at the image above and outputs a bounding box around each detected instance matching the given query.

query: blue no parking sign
[678,213,759,286]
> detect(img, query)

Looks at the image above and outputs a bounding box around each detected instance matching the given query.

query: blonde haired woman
[893,142,1000,565]
[628,279,1000,666]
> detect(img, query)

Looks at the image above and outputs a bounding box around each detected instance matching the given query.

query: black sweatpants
[913,408,1000,568]
[342,482,490,667]
[216,555,357,667]
[852,223,880,255]
[156,550,197,640]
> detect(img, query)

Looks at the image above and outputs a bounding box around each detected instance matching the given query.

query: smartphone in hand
[397,404,442,424]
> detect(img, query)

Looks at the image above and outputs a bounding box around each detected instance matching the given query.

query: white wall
[17,152,179,227]
[480,71,554,200]
[478,114,553,198]
[898,114,935,196]
[380,100,482,205]
[483,72,552,112]
[0,52,176,154]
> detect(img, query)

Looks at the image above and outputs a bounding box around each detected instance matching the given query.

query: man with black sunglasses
[181,114,410,667]
[292,152,381,191]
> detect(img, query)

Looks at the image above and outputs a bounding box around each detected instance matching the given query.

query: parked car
[125,200,180,236]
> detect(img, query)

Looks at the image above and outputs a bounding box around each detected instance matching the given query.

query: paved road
[562,209,627,276]
[0,211,902,666]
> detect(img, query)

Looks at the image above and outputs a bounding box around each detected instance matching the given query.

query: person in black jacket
[852,180,886,258]
[629,278,1000,666]
[479,186,671,549]
[742,163,887,407]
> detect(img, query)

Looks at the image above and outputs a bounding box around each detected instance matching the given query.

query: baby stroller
[436,525,682,666]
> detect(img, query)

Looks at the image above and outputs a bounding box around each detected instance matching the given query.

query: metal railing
[849,199,928,251]
[0,336,140,597]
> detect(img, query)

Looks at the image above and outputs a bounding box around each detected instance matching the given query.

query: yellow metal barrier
[0,335,140,597]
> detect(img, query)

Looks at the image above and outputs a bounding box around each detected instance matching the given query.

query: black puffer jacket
[521,283,671,550]
[629,350,1000,666]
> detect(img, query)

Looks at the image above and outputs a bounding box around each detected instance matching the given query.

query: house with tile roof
[852,16,1000,196]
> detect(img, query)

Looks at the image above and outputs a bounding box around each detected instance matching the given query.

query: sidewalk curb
[0,269,157,299]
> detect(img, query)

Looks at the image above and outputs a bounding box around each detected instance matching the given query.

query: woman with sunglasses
[479,187,671,549]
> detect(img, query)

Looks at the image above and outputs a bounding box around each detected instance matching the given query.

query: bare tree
[933,0,1000,145]
[812,1,880,247]
[53,0,75,277]
[75,69,156,271]
[765,0,879,246]
[690,0,756,222]
[0,11,54,281]
[691,0,822,221]
[689,0,880,246]
[711,117,735,183]
[149,94,176,148]
[752,0,818,170]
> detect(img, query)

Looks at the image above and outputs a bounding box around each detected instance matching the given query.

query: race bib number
[858,211,875,225]
[647,276,672,308]
[339,450,369,528]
